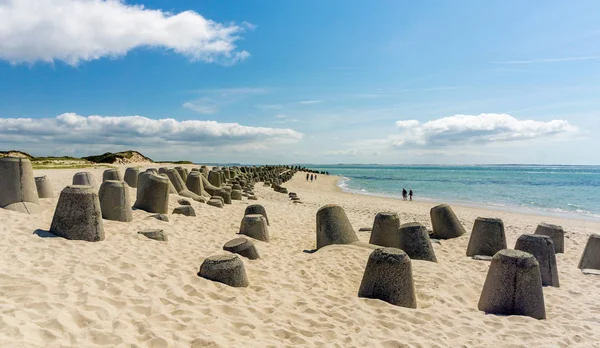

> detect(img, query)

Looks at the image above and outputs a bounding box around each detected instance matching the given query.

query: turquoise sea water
[304,165,600,221]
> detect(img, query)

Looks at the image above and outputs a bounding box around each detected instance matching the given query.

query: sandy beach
[1,164,600,347]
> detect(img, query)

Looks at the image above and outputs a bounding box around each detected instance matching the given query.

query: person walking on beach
[409,189,413,201]
[315,175,317,181]
[402,188,407,201]
[306,173,309,181]
[310,174,313,182]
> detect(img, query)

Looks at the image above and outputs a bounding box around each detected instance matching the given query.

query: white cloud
[395,120,420,128]
[184,88,267,114]
[182,100,218,115]
[275,114,287,118]
[298,100,322,105]
[0,113,303,150]
[255,104,283,110]
[0,0,252,65]
[392,113,577,147]
[492,56,600,64]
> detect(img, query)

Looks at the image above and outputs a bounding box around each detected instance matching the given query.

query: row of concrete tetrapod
[13,163,293,242]
[313,203,600,320]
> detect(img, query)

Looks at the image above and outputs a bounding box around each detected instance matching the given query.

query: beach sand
[1,165,600,347]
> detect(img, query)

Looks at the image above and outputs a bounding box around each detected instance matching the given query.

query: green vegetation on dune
[82,150,154,164]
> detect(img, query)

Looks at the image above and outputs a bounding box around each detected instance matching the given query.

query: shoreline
[331,175,600,223]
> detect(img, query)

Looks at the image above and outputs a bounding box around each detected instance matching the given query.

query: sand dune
[1,165,599,347]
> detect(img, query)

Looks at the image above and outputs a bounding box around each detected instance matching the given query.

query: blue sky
[0,0,599,164]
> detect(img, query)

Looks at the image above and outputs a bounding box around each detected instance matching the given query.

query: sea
[303,165,600,221]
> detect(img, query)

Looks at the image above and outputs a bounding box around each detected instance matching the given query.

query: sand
[1,164,600,347]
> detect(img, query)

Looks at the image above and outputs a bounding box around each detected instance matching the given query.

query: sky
[0,0,599,165]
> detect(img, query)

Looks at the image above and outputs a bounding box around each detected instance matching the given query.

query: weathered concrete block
[316,204,358,250]
[207,198,224,208]
[72,171,97,188]
[515,234,559,287]
[175,166,189,182]
[369,212,401,248]
[244,204,269,225]
[35,175,54,199]
[149,214,169,222]
[223,237,260,260]
[399,222,437,262]
[124,167,140,188]
[173,205,196,217]
[138,229,168,241]
[99,180,133,222]
[186,172,210,198]
[0,157,40,213]
[239,214,270,242]
[535,223,564,253]
[466,217,507,257]
[478,249,545,320]
[133,172,169,214]
[50,185,105,242]
[208,170,222,187]
[231,189,243,200]
[215,189,232,204]
[430,204,466,239]
[578,234,600,270]
[102,168,122,182]
[198,254,249,287]
[358,248,417,308]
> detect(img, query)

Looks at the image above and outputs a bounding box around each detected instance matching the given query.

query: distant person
[310,174,314,182]
[402,188,407,201]
[306,173,309,181]
[409,189,413,201]
[315,175,317,181]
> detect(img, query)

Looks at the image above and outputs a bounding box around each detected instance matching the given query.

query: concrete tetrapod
[369,212,401,248]
[239,214,270,242]
[99,180,133,222]
[358,248,417,308]
[166,169,205,202]
[478,249,546,320]
[430,204,466,239]
[50,185,105,242]
[316,204,359,250]
[102,169,122,182]
[398,222,437,262]
[201,175,220,196]
[244,204,270,225]
[215,189,232,205]
[200,166,209,179]
[535,223,564,253]
[124,168,140,188]
[198,254,249,287]
[0,157,40,214]
[466,217,507,257]
[578,234,600,270]
[208,170,222,188]
[231,189,243,200]
[207,198,224,208]
[223,237,260,260]
[186,172,210,198]
[73,172,97,188]
[35,175,54,199]
[175,167,189,182]
[515,234,559,287]
[133,172,169,214]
